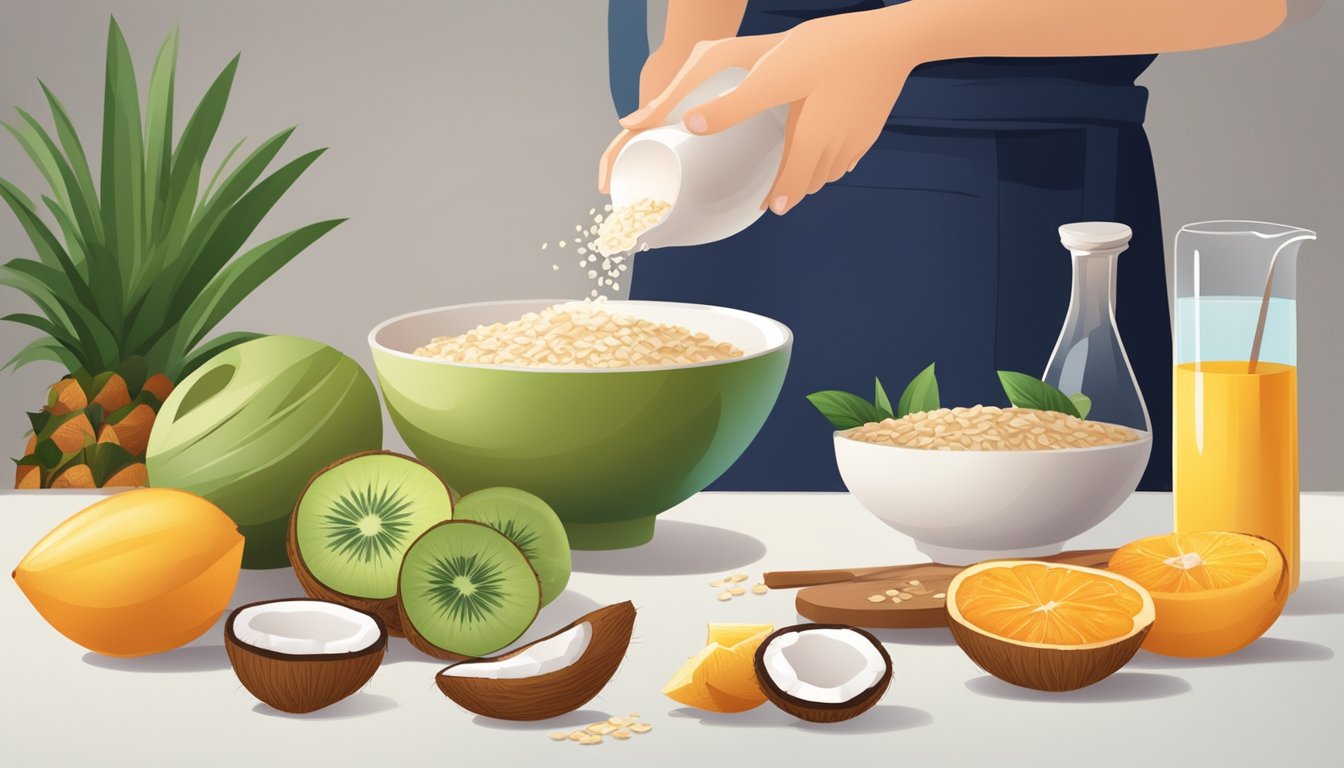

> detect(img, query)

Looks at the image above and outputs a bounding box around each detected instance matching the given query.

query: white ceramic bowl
[834,428,1152,564]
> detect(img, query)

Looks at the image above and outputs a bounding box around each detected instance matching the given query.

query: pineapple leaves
[38,82,102,243]
[143,27,178,250]
[100,18,146,296]
[3,338,81,372]
[177,218,345,356]
[0,18,339,381]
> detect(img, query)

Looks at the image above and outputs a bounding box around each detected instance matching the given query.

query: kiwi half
[452,487,571,606]
[288,451,454,636]
[398,520,542,660]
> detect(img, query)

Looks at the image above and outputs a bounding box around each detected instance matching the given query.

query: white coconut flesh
[233,601,382,655]
[442,622,593,679]
[762,629,887,704]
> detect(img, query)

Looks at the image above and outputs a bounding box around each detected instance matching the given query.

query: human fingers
[597,129,634,194]
[680,47,800,136]
[619,37,772,131]
[764,104,830,215]
[808,139,843,195]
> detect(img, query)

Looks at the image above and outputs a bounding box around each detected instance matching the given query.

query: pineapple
[1,19,344,488]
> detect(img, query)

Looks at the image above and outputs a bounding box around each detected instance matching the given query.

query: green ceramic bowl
[369,299,791,550]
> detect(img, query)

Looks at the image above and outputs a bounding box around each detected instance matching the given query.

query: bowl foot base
[563,516,657,550]
[915,540,1067,566]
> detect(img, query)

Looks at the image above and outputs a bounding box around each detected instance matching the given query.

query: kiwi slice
[398,520,542,659]
[453,487,571,606]
[288,451,454,635]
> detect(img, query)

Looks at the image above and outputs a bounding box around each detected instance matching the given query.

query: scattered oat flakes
[729,587,746,596]
[548,732,568,741]
[898,592,913,600]
[613,730,632,740]
[751,583,768,595]
[629,723,653,734]
[867,594,886,603]
[891,596,903,603]
[909,579,922,586]
[717,592,733,602]
[581,735,603,745]
[933,592,947,599]
[568,731,586,741]
[608,716,629,726]
[709,580,724,588]
[731,573,749,583]
[885,589,900,597]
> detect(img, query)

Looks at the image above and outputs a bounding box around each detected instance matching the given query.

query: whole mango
[13,488,244,657]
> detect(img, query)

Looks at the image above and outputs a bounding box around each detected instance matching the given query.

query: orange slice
[1109,531,1287,657]
[663,625,773,712]
[946,561,1154,691]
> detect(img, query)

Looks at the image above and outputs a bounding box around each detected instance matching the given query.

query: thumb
[681,75,788,135]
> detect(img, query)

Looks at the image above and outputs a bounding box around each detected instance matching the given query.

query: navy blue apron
[608,0,1173,491]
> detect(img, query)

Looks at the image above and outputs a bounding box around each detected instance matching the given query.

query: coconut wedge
[435,601,636,720]
[225,599,387,714]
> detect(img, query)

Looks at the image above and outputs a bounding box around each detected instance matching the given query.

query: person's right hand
[598,44,700,195]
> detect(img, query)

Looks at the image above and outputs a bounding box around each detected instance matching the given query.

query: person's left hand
[619,13,919,216]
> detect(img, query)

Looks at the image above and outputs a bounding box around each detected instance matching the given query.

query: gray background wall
[0,1,1339,488]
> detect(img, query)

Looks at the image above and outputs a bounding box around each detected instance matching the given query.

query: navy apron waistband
[887,76,1149,129]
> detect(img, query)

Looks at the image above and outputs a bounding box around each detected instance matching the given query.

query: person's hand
[598,44,700,195]
[618,13,919,215]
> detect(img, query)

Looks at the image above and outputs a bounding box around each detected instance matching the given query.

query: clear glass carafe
[1043,222,1151,433]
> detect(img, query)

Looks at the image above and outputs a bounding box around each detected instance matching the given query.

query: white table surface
[1,491,1340,767]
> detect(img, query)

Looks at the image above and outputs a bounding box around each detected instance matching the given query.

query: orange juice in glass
[1173,221,1315,591]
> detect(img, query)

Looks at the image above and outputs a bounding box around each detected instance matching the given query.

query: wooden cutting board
[763,548,1117,629]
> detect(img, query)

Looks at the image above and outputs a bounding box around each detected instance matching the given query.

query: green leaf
[185,128,293,249]
[2,338,80,372]
[0,117,74,222]
[28,410,52,437]
[116,356,149,395]
[0,176,82,276]
[100,18,146,292]
[44,196,123,325]
[157,54,239,256]
[198,136,247,211]
[896,363,940,417]
[39,81,103,243]
[144,27,178,250]
[1069,392,1092,420]
[35,438,64,468]
[806,390,886,430]
[874,377,894,419]
[86,442,137,485]
[1,313,85,361]
[14,110,100,251]
[175,331,264,381]
[0,259,77,330]
[997,370,1081,418]
[177,219,344,354]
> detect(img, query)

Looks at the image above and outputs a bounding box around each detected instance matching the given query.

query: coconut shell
[753,623,893,723]
[435,601,636,720]
[286,450,455,637]
[224,599,387,714]
[944,561,1156,692]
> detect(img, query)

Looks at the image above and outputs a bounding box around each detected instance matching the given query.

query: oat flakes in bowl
[842,405,1139,452]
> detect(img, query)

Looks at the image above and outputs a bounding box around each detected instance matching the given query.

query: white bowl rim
[833,426,1153,455]
[368,298,793,374]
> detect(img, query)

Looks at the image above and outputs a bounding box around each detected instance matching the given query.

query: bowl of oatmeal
[833,405,1152,564]
[369,299,791,549]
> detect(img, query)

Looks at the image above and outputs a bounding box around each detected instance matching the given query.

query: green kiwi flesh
[398,520,542,659]
[292,452,453,600]
[452,487,571,606]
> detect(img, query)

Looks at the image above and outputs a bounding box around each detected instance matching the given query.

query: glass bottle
[1043,222,1150,433]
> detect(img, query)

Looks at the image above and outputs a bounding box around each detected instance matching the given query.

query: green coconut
[146,336,383,568]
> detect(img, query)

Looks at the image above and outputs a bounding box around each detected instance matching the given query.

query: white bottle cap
[1059,221,1133,252]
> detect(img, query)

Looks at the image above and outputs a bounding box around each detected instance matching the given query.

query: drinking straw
[1247,257,1278,375]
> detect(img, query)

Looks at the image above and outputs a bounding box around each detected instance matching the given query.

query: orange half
[1109,531,1287,657]
[949,561,1154,649]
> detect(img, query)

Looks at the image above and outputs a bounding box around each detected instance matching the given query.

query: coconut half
[435,601,636,720]
[753,624,893,723]
[224,599,387,714]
